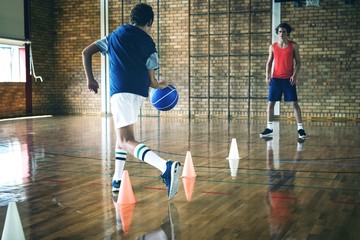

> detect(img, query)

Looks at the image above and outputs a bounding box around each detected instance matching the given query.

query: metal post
[121,0,124,25]
[24,0,32,114]
[247,0,252,119]
[207,0,211,119]
[227,0,231,120]
[100,0,110,115]
[157,0,160,118]
[272,0,281,116]
[188,0,191,119]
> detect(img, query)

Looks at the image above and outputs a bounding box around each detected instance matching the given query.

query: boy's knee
[267,102,276,109]
[292,102,300,109]
[117,137,132,149]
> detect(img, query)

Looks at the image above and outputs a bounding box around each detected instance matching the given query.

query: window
[0,44,26,82]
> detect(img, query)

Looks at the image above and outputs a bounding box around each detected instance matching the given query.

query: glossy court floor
[0,115,359,240]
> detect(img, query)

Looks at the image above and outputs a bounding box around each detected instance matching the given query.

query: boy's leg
[115,125,181,199]
[116,125,167,172]
[260,101,276,138]
[284,81,307,139]
[292,102,302,124]
[112,141,127,192]
[267,101,276,126]
[293,102,307,138]
[261,78,281,138]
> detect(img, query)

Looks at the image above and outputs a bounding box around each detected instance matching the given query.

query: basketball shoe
[162,161,181,200]
[260,128,273,138]
[112,180,121,192]
[298,129,307,139]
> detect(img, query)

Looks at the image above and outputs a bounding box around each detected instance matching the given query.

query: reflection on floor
[0,115,359,239]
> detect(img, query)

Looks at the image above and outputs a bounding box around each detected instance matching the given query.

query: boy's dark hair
[130,3,154,27]
[275,23,293,36]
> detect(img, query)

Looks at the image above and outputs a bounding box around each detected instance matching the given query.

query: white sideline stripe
[0,115,53,122]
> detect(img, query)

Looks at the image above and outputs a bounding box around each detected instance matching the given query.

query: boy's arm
[291,42,301,85]
[265,44,274,85]
[146,52,168,89]
[82,43,100,93]
[149,70,168,89]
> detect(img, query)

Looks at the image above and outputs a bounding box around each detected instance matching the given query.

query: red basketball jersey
[272,41,294,79]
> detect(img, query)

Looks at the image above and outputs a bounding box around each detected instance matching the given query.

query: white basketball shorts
[110,93,146,128]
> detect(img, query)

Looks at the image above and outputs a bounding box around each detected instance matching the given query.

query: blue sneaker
[112,180,121,192]
[161,161,181,200]
[298,129,307,139]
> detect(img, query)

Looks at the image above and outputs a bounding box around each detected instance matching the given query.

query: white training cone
[228,158,240,178]
[1,202,25,240]
[227,138,240,160]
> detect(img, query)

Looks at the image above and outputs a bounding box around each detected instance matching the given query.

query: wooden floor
[0,115,359,240]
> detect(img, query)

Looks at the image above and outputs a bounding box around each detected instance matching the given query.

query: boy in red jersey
[260,23,307,139]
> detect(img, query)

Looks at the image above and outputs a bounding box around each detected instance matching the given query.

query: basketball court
[0,0,360,239]
[0,115,359,239]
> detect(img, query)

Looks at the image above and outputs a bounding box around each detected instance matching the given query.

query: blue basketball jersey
[96,24,158,97]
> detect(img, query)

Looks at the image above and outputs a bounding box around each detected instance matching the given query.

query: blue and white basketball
[150,84,179,111]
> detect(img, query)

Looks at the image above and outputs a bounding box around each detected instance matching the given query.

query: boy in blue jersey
[82,3,180,200]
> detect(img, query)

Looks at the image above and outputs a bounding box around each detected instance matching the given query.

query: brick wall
[51,0,101,114]
[0,0,359,120]
[0,0,56,118]
[30,0,56,115]
[0,83,25,117]
[280,0,360,120]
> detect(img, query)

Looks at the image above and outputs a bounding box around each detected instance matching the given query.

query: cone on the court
[117,170,136,204]
[228,158,240,179]
[1,202,25,240]
[119,204,135,235]
[182,177,196,202]
[182,151,196,178]
[227,138,240,160]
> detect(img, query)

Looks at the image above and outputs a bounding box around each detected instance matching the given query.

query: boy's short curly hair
[130,3,154,27]
[275,23,293,36]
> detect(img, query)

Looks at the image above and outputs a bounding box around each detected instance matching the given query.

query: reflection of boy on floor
[136,203,179,240]
[111,198,178,239]
[265,139,303,239]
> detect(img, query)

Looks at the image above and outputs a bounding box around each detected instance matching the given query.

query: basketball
[150,84,179,111]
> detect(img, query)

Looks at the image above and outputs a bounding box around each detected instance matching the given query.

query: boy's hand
[289,75,297,86]
[87,79,99,93]
[266,77,271,85]
[157,80,169,89]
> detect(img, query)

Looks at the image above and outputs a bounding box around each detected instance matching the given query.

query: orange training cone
[1,202,25,240]
[119,204,135,235]
[182,177,196,202]
[182,151,196,178]
[117,170,136,204]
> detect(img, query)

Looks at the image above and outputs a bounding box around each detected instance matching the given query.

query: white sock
[113,149,127,181]
[267,139,273,150]
[134,143,167,173]
[267,122,273,130]
[297,123,303,130]
[140,229,167,239]
[297,142,303,151]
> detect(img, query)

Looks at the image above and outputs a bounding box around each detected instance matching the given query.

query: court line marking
[29,157,360,183]
[33,169,360,192]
